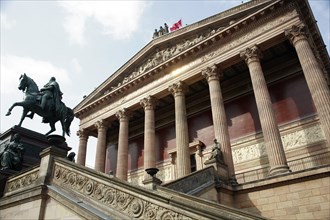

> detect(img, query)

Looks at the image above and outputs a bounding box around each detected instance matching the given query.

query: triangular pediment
[73,0,275,115]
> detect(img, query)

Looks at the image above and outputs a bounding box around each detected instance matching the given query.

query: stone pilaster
[115,108,132,181]
[94,120,108,172]
[140,96,158,180]
[202,65,236,183]
[168,81,191,178]
[76,129,89,166]
[240,45,290,175]
[285,24,330,145]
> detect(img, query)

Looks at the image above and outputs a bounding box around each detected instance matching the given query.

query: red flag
[170,19,182,32]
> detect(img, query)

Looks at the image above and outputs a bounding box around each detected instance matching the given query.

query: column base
[268,165,291,176]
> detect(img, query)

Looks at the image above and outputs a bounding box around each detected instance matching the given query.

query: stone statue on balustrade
[207,139,225,164]
[0,134,24,171]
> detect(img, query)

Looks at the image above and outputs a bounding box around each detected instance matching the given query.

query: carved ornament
[140,96,158,111]
[240,45,263,65]
[168,81,189,97]
[285,23,308,45]
[53,164,191,220]
[115,108,132,121]
[201,65,219,82]
[5,167,39,193]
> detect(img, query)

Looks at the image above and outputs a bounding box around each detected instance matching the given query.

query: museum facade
[1,0,329,219]
[74,0,329,184]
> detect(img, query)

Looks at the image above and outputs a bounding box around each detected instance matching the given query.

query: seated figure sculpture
[208,139,225,164]
[0,134,24,171]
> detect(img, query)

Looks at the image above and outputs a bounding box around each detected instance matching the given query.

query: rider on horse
[6,74,74,136]
[40,77,63,112]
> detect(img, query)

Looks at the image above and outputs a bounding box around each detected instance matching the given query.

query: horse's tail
[64,107,74,136]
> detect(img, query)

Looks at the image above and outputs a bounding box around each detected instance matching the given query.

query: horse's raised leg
[18,108,29,127]
[5,102,21,116]
[45,122,56,136]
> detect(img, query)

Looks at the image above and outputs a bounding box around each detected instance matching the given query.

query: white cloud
[57,1,149,46]
[71,58,82,73]
[1,55,70,95]
[0,13,16,29]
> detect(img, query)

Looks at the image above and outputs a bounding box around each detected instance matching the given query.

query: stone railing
[236,151,330,184]
[4,166,39,194]
[51,158,264,220]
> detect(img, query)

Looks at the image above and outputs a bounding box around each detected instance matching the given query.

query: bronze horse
[5,73,74,136]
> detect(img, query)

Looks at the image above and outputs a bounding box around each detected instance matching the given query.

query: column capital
[240,45,263,65]
[140,96,158,111]
[115,108,132,121]
[95,119,109,131]
[168,81,189,97]
[285,24,308,46]
[202,65,222,82]
[76,129,89,139]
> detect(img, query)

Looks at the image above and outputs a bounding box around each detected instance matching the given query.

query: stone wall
[0,199,43,219]
[234,167,330,219]
[43,197,84,219]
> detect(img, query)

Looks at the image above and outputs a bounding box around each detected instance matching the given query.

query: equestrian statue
[5,73,74,137]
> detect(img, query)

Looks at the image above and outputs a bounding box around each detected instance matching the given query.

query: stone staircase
[0,146,266,219]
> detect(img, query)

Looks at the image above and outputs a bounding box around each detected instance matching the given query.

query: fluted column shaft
[202,65,235,180]
[169,81,191,178]
[76,129,89,166]
[241,45,289,175]
[116,109,131,181]
[286,24,330,145]
[140,96,158,179]
[94,120,108,172]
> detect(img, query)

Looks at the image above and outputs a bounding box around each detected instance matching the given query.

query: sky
[1,0,329,168]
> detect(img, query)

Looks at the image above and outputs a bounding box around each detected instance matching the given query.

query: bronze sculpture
[0,134,24,170]
[5,73,74,137]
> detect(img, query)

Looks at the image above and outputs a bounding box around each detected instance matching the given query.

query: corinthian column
[168,81,191,178]
[285,24,330,145]
[94,120,108,172]
[140,96,158,179]
[76,129,89,166]
[202,65,236,183]
[116,108,131,181]
[240,45,290,175]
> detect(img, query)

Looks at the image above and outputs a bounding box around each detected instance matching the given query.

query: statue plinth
[143,168,162,190]
[0,126,71,171]
[204,158,229,184]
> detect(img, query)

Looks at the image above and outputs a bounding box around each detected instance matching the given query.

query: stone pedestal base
[204,159,234,185]
[142,176,162,190]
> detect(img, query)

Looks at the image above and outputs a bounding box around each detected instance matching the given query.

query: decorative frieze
[53,164,191,220]
[232,122,326,164]
[5,167,39,193]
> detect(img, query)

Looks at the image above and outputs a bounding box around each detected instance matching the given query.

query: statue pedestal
[204,159,229,183]
[0,126,71,171]
[142,176,162,190]
[143,168,162,190]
